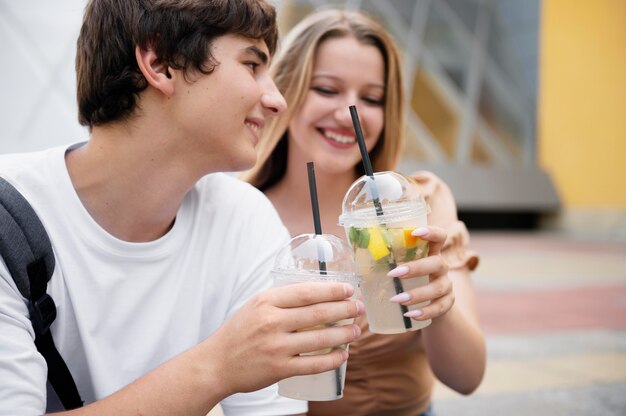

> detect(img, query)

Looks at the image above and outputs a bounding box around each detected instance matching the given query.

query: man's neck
[65,119,198,242]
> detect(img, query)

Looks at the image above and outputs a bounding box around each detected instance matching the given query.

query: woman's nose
[261,78,287,116]
[334,102,354,126]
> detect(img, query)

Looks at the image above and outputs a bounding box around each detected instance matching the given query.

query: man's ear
[135,45,174,96]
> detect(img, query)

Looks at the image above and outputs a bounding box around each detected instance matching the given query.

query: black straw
[307,162,328,274]
[349,106,384,216]
[307,162,323,236]
[350,106,373,177]
[306,162,342,396]
[349,106,411,330]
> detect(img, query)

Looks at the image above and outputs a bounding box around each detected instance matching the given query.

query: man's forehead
[227,34,269,51]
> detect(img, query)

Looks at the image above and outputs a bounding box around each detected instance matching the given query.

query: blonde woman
[244,9,485,416]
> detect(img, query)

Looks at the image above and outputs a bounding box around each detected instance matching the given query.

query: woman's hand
[386,226,453,322]
[387,226,486,394]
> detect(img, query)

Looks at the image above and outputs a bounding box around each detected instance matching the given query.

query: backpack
[0,177,83,410]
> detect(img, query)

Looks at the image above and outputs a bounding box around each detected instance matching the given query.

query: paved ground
[209,231,626,415]
[432,231,626,415]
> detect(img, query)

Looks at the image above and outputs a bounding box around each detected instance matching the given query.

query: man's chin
[228,154,257,175]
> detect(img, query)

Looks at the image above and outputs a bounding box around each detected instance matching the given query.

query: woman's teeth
[323,130,355,144]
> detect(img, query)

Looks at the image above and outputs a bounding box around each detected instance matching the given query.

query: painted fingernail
[387,265,409,278]
[389,292,411,303]
[404,309,423,318]
[411,227,429,236]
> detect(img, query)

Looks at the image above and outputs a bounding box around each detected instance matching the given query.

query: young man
[0,1,362,414]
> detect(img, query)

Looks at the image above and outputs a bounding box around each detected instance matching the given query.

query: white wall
[0,1,88,154]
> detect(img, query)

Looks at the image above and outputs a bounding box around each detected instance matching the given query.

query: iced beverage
[340,172,431,334]
[274,310,352,401]
[272,233,360,401]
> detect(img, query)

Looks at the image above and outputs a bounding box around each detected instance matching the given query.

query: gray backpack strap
[0,177,83,409]
[0,177,55,298]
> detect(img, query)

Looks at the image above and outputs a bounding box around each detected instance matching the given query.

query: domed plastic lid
[271,234,360,283]
[338,171,427,228]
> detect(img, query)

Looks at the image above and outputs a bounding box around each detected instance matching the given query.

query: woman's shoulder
[409,170,479,271]
[408,170,458,225]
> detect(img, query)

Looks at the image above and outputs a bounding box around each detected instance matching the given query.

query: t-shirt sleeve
[221,385,306,416]
[0,259,48,414]
[224,190,291,313]
[410,171,479,271]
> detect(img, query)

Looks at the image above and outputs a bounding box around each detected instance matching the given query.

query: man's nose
[261,78,287,116]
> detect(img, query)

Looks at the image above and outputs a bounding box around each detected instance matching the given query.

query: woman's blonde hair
[243,8,405,190]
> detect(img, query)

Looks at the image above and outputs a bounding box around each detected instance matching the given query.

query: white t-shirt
[0,144,306,415]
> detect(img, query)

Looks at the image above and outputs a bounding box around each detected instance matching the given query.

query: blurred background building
[273,0,626,239]
[1,0,625,240]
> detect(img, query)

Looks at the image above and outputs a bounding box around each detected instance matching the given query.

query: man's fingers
[288,348,350,377]
[280,299,363,332]
[288,325,361,374]
[269,282,355,308]
[290,323,360,356]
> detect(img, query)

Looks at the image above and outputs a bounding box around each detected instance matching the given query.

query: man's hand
[207,282,363,395]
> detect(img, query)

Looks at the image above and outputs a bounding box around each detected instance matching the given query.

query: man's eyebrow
[245,45,269,64]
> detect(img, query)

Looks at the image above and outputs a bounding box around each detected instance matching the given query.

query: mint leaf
[349,226,359,246]
[357,228,370,248]
[404,246,418,261]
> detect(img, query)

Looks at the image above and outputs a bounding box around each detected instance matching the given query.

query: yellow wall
[539,0,626,208]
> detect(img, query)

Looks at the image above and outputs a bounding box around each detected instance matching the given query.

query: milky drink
[274,316,352,401]
[272,234,360,401]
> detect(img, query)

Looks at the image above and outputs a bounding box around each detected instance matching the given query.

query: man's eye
[245,62,260,71]
[312,87,336,96]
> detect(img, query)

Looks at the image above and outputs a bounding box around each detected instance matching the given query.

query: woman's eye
[363,96,384,106]
[312,86,336,96]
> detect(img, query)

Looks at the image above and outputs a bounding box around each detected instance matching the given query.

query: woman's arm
[391,172,486,394]
[421,265,486,394]
[387,226,486,394]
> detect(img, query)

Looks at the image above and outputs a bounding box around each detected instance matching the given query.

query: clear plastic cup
[339,171,431,335]
[272,233,360,401]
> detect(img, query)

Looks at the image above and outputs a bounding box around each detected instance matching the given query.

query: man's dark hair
[76,0,278,128]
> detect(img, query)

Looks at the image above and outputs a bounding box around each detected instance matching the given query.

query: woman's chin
[310,156,358,176]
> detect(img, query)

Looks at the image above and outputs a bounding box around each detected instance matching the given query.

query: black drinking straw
[307,161,342,396]
[349,106,412,330]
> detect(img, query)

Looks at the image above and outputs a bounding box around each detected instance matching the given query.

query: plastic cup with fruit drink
[272,233,360,401]
[339,171,431,335]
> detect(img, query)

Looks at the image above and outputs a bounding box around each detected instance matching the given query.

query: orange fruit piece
[404,228,419,248]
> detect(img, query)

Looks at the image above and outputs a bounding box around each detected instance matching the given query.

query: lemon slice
[367,227,390,260]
